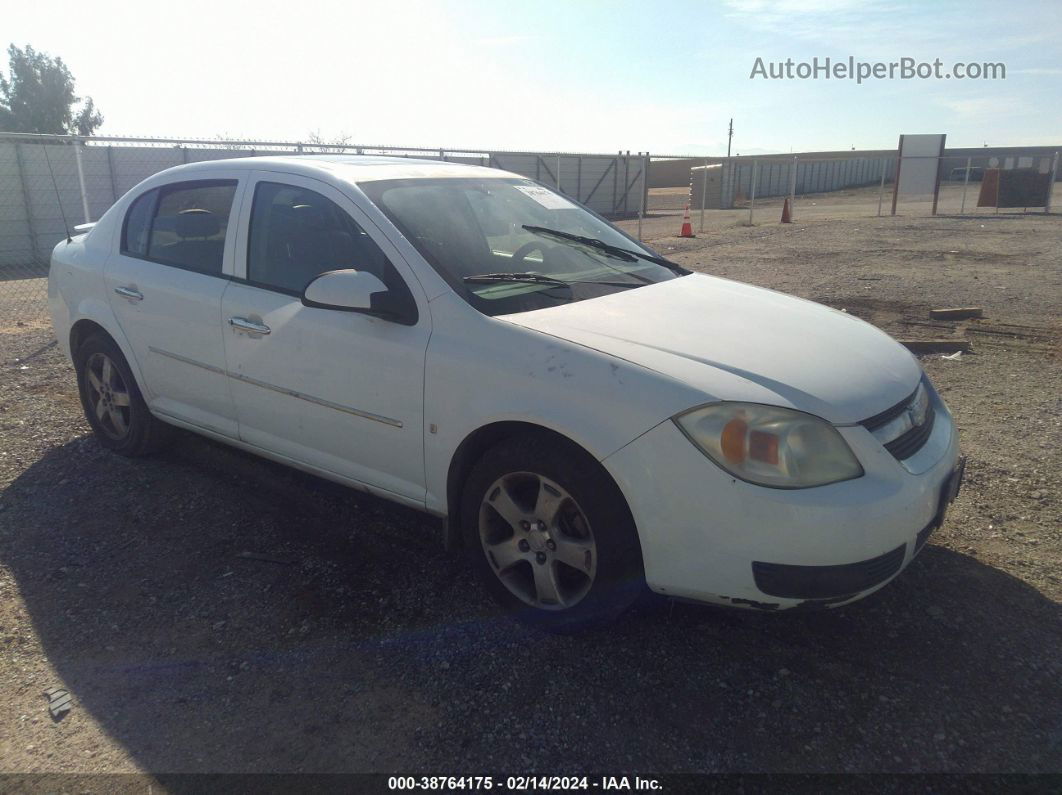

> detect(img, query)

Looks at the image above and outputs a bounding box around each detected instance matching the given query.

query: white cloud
[723,0,875,15]
[1011,67,1062,75]
[717,0,1048,62]
[476,35,538,47]
[721,0,904,40]
[939,96,1027,118]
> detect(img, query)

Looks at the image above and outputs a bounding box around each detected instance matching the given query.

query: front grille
[752,544,907,600]
[861,390,915,432]
[861,380,936,461]
[883,402,936,460]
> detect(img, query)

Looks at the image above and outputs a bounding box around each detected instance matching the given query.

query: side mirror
[301,269,417,325]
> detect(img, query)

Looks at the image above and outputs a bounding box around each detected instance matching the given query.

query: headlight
[674,402,864,489]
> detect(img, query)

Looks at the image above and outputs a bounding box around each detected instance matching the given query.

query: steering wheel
[510,240,550,267]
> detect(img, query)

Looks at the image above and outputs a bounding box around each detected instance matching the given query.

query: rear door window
[142,180,237,275]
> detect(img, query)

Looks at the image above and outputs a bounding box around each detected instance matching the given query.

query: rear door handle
[114,286,143,302]
[229,317,271,336]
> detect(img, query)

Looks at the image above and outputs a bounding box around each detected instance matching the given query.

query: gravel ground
[0,206,1059,776]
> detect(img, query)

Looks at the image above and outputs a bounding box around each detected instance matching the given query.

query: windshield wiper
[462,272,645,290]
[463,272,572,289]
[522,225,688,274]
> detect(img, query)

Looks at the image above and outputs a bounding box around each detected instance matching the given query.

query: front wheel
[462,433,644,631]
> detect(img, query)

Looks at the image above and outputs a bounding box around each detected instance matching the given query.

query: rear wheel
[462,433,644,631]
[75,334,173,456]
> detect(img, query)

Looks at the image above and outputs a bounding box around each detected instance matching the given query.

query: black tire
[461,432,644,632]
[75,333,173,456]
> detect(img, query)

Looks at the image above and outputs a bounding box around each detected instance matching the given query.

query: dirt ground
[0,201,1059,778]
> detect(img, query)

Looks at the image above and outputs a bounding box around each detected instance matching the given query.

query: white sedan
[49,156,963,629]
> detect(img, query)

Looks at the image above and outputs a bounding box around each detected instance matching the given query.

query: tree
[306,129,352,153]
[0,44,103,135]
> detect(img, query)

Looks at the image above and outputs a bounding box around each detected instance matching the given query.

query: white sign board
[892,133,946,214]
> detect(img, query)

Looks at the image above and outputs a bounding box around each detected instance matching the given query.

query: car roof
[159,154,516,183]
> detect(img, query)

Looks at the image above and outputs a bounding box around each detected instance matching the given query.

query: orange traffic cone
[680,204,695,237]
[781,197,792,223]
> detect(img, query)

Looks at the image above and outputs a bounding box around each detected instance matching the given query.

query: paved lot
[0,207,1059,775]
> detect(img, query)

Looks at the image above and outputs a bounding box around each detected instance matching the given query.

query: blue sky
[5,0,1060,154]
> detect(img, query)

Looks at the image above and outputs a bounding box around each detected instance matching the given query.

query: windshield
[359,177,683,316]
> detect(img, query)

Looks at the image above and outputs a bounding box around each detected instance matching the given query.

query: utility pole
[727,118,734,158]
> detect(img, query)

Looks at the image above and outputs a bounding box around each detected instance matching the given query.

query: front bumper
[602,393,961,610]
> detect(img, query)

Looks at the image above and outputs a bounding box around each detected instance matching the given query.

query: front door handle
[114,286,143,302]
[229,316,271,336]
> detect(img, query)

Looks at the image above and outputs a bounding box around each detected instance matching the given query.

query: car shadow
[1,432,1059,774]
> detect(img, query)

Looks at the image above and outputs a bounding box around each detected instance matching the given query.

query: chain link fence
[5,134,1058,325]
[692,156,896,227]
[932,154,1060,216]
[647,149,1060,228]
[1,133,651,324]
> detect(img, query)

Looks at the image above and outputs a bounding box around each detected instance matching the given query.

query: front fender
[422,294,707,514]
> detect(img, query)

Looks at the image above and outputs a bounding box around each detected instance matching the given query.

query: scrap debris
[898,339,972,355]
[930,307,984,321]
[43,687,72,721]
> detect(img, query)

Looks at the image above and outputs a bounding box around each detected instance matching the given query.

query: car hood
[499,273,921,425]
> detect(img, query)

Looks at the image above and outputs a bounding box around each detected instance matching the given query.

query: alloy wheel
[478,472,597,610]
[84,352,132,440]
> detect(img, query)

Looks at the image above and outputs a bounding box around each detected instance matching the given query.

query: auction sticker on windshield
[514,184,577,210]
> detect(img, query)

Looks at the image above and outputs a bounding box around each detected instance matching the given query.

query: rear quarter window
[121,189,157,257]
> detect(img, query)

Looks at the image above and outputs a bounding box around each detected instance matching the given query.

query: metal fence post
[877,158,887,217]
[13,142,42,265]
[623,150,631,215]
[73,138,91,223]
[788,156,797,221]
[930,137,946,216]
[556,153,561,190]
[960,156,972,214]
[748,159,758,225]
[699,158,708,232]
[642,151,650,217]
[105,145,119,202]
[637,151,645,241]
[725,157,734,209]
[1046,152,1059,214]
